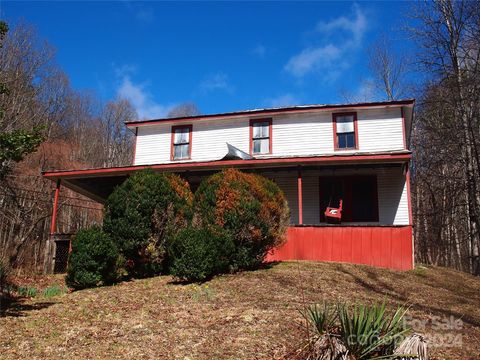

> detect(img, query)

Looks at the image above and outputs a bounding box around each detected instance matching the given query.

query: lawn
[1,261,479,359]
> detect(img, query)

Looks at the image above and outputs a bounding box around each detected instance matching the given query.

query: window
[171,125,192,160]
[320,175,378,222]
[250,118,272,155]
[333,112,358,150]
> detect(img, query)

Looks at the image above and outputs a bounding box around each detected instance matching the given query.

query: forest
[1,0,479,275]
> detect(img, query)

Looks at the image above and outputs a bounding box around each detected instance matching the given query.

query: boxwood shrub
[66,226,120,290]
[103,169,193,277]
[168,225,234,282]
[193,168,289,270]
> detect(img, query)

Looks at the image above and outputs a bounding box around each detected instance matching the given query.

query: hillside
[1,261,479,359]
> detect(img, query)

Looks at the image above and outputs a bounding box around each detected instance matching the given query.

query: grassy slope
[1,262,479,360]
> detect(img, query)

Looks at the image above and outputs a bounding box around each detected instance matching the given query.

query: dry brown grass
[1,261,479,359]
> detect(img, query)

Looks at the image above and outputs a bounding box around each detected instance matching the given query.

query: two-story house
[43,99,415,271]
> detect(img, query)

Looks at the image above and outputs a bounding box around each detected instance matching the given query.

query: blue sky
[2,1,412,119]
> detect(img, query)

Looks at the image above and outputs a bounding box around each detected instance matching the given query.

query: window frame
[332,112,359,151]
[319,175,379,223]
[170,124,192,161]
[249,118,272,155]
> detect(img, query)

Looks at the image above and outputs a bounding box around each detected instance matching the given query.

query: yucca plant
[337,302,410,359]
[302,302,338,335]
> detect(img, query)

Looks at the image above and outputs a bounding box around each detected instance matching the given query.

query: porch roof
[42,151,411,203]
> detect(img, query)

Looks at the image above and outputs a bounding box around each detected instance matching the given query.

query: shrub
[66,227,121,290]
[194,168,289,270]
[168,226,234,282]
[103,169,193,277]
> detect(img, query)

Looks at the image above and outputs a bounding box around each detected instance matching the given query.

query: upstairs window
[333,112,358,150]
[250,118,272,155]
[171,125,192,160]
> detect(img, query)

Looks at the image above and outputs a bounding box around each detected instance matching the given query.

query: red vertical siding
[266,226,413,271]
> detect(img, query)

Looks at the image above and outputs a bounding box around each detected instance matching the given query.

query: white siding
[271,112,333,156]
[133,107,406,165]
[358,108,404,152]
[262,167,409,226]
[377,167,410,225]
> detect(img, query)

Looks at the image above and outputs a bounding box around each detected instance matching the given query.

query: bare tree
[167,102,200,118]
[100,98,136,167]
[410,0,480,274]
[368,34,410,100]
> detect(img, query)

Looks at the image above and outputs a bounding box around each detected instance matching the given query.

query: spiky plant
[302,302,338,335]
[337,302,410,359]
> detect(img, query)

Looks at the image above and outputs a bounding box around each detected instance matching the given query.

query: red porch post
[50,179,61,235]
[297,168,303,224]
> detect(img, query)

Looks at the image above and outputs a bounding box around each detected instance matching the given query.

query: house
[43,99,415,272]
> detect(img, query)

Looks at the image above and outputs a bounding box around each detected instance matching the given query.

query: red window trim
[319,175,379,223]
[170,124,192,161]
[132,127,138,165]
[249,118,272,155]
[332,112,359,151]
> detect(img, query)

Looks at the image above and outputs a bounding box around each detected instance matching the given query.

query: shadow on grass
[339,267,480,328]
[167,261,283,286]
[0,295,55,318]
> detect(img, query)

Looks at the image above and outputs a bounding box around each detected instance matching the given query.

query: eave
[42,152,411,204]
[125,99,416,128]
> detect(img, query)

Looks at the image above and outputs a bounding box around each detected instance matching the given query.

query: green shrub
[168,226,234,282]
[66,227,121,290]
[194,168,289,270]
[42,285,68,298]
[103,169,193,277]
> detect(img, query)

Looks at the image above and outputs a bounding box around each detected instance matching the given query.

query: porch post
[297,168,303,224]
[405,163,414,268]
[50,179,61,235]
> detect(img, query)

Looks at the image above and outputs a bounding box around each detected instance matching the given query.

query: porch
[43,152,413,272]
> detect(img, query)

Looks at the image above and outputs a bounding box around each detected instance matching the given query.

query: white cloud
[199,72,233,94]
[315,5,367,44]
[285,44,342,77]
[252,44,267,58]
[264,94,301,108]
[285,5,368,80]
[116,75,174,119]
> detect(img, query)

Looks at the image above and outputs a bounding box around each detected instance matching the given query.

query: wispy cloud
[252,44,267,58]
[115,65,174,119]
[199,72,234,94]
[285,5,368,80]
[264,93,301,108]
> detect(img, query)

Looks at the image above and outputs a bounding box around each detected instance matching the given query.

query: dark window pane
[346,133,355,148]
[337,132,355,149]
[351,178,377,221]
